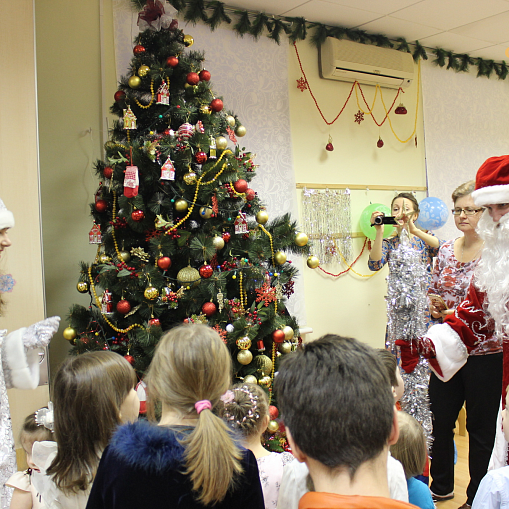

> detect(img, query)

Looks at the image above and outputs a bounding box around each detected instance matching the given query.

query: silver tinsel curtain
[386,229,432,447]
[302,188,352,266]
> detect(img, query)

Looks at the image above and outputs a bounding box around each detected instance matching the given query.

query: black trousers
[429,352,502,505]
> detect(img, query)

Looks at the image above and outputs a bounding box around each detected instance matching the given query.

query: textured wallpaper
[421,59,509,241]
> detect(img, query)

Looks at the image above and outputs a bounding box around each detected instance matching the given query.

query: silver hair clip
[35,402,54,432]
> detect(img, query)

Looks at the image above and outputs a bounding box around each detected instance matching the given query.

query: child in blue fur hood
[86,323,264,509]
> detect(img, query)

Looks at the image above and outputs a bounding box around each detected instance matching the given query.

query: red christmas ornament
[202,302,217,317]
[195,151,208,164]
[199,69,211,81]
[166,56,179,67]
[133,45,146,55]
[210,98,223,112]
[257,340,265,351]
[103,166,114,179]
[131,209,145,222]
[395,104,407,115]
[377,137,384,148]
[245,188,255,201]
[124,354,135,365]
[234,179,248,193]
[95,199,108,213]
[186,72,200,85]
[222,232,231,243]
[148,318,161,327]
[269,405,279,420]
[116,300,131,314]
[157,256,172,270]
[325,142,334,151]
[199,264,213,278]
[114,90,126,102]
[272,329,285,344]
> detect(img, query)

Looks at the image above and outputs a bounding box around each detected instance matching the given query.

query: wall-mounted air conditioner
[319,37,414,89]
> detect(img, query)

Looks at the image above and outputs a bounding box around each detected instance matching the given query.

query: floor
[432,432,469,509]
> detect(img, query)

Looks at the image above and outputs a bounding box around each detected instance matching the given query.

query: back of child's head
[47,350,136,494]
[275,334,394,479]
[20,408,54,448]
[390,411,427,479]
[221,383,269,438]
[376,349,398,387]
[146,323,243,506]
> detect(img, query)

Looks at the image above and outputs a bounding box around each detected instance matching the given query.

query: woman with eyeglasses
[426,180,497,509]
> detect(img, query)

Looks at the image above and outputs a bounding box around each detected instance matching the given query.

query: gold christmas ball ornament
[138,65,150,77]
[259,375,272,388]
[244,375,258,384]
[279,342,292,354]
[200,105,211,115]
[63,327,77,341]
[99,253,111,264]
[119,250,131,262]
[128,75,141,89]
[144,286,159,300]
[235,125,247,137]
[199,206,213,219]
[307,255,320,269]
[76,281,89,293]
[177,265,200,287]
[183,171,197,185]
[183,34,194,47]
[267,420,280,433]
[295,232,309,247]
[256,210,269,225]
[175,199,188,212]
[215,136,228,150]
[283,325,294,340]
[237,349,253,365]
[256,354,273,376]
[236,336,252,350]
[212,235,225,250]
[274,251,287,265]
[226,115,235,127]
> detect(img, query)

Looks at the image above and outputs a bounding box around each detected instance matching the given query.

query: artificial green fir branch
[250,12,270,39]
[373,34,393,48]
[287,17,307,43]
[395,38,411,53]
[328,26,346,40]
[167,0,187,11]
[458,54,474,72]
[446,52,458,71]
[310,24,329,47]
[184,0,208,24]
[268,18,290,45]
[412,41,428,62]
[495,61,509,80]
[232,10,251,36]
[205,1,232,30]
[432,48,447,67]
[344,28,361,43]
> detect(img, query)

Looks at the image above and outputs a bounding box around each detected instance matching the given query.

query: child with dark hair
[6,408,54,509]
[275,334,418,508]
[390,412,434,509]
[376,348,405,403]
[222,383,294,509]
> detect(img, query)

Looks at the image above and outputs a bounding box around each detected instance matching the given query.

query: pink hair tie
[195,400,212,414]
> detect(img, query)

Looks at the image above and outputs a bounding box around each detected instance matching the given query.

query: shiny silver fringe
[386,229,432,449]
[302,188,352,265]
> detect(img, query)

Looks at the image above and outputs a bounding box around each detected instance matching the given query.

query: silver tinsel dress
[0,316,60,509]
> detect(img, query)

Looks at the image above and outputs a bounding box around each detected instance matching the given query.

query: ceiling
[223,0,509,61]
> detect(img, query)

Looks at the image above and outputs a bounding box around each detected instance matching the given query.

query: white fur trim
[3,328,40,389]
[0,209,14,230]
[472,185,509,207]
[425,323,468,382]
[488,398,507,470]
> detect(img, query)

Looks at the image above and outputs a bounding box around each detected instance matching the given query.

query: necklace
[460,237,484,263]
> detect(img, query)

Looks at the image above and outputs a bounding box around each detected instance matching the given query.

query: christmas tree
[63,12,310,450]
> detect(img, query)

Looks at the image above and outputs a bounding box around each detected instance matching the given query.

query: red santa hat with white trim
[0,198,14,230]
[472,155,509,207]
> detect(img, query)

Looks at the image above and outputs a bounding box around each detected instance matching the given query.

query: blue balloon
[415,197,449,230]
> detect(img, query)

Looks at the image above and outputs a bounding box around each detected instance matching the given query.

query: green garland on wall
[133,0,508,80]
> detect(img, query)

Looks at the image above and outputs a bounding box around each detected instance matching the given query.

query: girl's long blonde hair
[146,323,243,505]
[47,351,136,493]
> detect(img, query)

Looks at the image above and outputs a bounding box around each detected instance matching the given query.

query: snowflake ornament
[296,77,308,92]
[255,282,277,307]
[0,274,16,293]
[354,110,364,124]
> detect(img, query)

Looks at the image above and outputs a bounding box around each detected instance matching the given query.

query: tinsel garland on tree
[386,229,432,447]
[148,0,509,80]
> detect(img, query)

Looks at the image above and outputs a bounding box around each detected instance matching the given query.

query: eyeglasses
[451,208,484,216]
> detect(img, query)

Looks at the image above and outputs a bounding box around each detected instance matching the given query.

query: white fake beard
[475,211,509,337]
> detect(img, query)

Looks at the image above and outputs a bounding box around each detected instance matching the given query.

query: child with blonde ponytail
[86,323,264,509]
